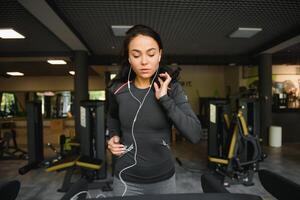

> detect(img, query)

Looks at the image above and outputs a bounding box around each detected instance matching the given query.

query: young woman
[107,24,201,196]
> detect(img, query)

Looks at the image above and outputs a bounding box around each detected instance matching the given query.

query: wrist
[158,94,169,101]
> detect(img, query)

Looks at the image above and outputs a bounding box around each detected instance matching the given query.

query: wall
[179,65,226,114]
[0,75,105,91]
[238,66,258,88]
[224,65,240,96]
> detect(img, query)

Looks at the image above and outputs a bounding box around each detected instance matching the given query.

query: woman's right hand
[107,136,125,156]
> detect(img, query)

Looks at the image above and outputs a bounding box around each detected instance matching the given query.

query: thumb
[114,136,120,143]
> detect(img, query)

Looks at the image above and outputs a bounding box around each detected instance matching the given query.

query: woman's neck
[134,77,150,89]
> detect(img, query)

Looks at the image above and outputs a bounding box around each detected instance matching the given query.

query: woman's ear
[158,50,162,62]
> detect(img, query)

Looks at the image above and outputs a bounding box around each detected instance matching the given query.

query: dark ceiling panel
[277,42,300,54]
[0,0,71,54]
[0,61,97,76]
[0,0,300,75]
[273,42,300,64]
[49,0,300,56]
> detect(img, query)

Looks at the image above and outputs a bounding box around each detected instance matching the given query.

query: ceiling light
[47,59,67,65]
[0,28,25,39]
[69,71,75,75]
[6,72,24,76]
[229,27,262,38]
[111,25,133,36]
[229,63,236,66]
[44,91,55,96]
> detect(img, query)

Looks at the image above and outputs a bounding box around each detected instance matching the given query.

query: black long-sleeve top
[107,81,201,183]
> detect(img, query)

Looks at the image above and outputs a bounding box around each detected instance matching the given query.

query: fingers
[110,148,125,156]
[108,136,120,144]
[107,136,125,156]
[114,136,120,143]
[158,73,171,90]
[108,143,125,156]
[160,72,172,84]
[108,143,124,149]
[158,73,171,85]
[158,77,164,86]
[154,72,172,99]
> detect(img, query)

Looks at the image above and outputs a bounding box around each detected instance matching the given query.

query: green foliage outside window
[89,91,105,101]
[0,93,16,117]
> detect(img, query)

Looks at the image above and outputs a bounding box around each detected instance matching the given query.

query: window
[0,93,16,117]
[89,90,105,101]
[36,91,72,118]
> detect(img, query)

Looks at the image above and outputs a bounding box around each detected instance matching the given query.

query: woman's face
[128,34,162,80]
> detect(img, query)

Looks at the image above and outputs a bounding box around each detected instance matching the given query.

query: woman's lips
[140,69,151,73]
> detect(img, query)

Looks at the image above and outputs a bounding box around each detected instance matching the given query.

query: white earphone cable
[118,67,159,197]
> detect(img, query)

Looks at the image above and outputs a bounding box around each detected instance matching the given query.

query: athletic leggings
[113,174,176,197]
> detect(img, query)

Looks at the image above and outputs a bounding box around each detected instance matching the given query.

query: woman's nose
[141,55,148,65]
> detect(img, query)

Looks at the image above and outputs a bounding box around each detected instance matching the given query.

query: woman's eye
[132,55,140,58]
[148,54,155,57]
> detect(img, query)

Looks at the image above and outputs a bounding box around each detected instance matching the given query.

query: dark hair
[110,25,163,85]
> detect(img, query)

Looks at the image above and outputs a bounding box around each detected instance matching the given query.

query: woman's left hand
[154,72,172,100]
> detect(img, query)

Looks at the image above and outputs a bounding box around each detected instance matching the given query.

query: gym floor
[0,139,299,200]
